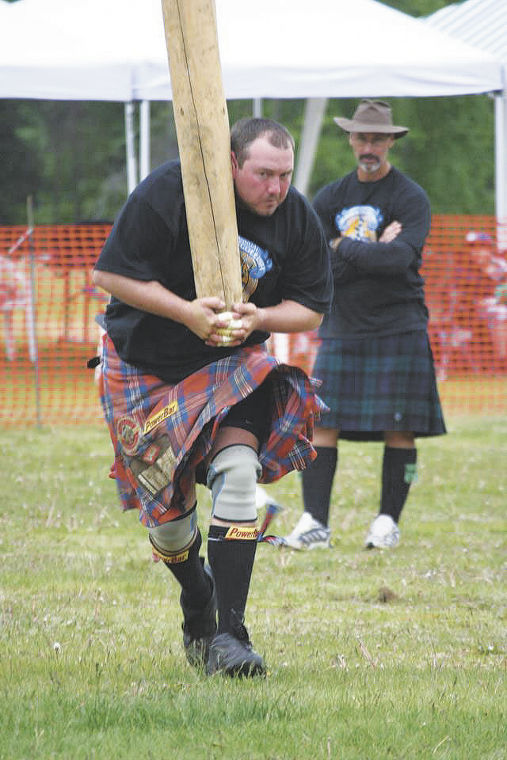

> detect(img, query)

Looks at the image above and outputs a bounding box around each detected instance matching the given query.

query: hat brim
[333,117,409,139]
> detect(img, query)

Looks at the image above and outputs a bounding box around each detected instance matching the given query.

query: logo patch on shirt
[239,236,273,300]
[335,205,383,242]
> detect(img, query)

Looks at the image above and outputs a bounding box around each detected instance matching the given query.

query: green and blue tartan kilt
[313,330,446,441]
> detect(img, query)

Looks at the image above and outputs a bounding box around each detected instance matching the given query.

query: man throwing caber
[93,118,333,676]
[283,100,446,551]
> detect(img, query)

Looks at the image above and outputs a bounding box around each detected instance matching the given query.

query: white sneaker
[365,514,400,549]
[282,512,331,550]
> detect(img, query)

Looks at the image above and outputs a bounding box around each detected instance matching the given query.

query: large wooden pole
[161,0,242,308]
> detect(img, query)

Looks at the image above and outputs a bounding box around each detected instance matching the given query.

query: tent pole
[494,92,507,246]
[26,196,42,428]
[124,101,138,194]
[293,97,327,196]
[140,99,151,181]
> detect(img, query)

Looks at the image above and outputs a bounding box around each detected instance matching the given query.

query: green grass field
[1,417,505,759]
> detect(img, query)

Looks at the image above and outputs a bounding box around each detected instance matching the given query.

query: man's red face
[232,136,294,216]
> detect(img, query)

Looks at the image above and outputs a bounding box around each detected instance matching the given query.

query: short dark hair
[230,118,295,167]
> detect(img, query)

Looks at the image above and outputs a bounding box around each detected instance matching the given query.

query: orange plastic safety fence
[0,218,505,426]
[423,215,506,413]
[0,224,111,426]
[272,214,507,417]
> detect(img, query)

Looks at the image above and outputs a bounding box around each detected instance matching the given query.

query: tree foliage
[381,0,451,15]
[311,94,495,213]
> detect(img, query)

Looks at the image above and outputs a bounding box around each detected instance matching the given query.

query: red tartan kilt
[99,335,325,527]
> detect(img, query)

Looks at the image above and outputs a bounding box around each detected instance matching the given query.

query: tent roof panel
[0,0,503,102]
[425,0,507,63]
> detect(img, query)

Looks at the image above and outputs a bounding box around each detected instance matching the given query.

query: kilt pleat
[99,335,325,526]
[313,330,446,441]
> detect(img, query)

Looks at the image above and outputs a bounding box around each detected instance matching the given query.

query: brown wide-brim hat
[334,99,409,139]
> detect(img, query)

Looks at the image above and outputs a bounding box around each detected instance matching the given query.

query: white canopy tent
[0,0,503,194]
[424,0,507,222]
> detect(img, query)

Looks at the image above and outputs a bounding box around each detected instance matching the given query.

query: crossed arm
[331,219,416,275]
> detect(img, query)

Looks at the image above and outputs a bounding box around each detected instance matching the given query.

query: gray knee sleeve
[148,508,197,555]
[207,445,261,522]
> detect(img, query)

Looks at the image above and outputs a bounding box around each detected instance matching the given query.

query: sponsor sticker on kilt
[130,436,177,496]
[144,401,178,434]
[116,415,142,456]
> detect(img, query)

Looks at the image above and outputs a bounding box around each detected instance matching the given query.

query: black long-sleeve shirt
[313,167,430,339]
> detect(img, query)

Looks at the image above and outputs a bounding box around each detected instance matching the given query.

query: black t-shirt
[313,167,430,339]
[95,160,332,382]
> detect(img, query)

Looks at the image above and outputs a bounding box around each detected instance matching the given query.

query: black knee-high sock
[160,529,212,609]
[380,447,417,523]
[207,525,257,635]
[301,446,338,526]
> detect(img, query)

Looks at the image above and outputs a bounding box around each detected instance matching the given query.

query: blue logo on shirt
[335,205,383,242]
[239,236,273,299]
